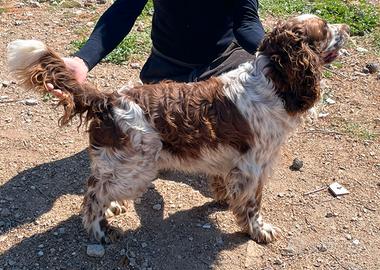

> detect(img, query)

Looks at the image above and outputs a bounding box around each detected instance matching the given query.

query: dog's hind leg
[226,166,280,244]
[82,135,161,243]
[209,175,229,205]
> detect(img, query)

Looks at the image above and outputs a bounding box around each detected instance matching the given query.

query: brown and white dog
[7,14,349,244]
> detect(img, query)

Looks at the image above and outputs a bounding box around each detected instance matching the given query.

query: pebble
[24,98,38,106]
[29,0,41,7]
[318,112,329,118]
[7,259,16,266]
[362,67,370,74]
[273,258,283,265]
[141,242,148,248]
[365,63,379,74]
[58,227,65,234]
[281,247,295,257]
[2,81,10,87]
[152,204,162,211]
[345,234,352,240]
[325,212,338,218]
[352,239,360,245]
[14,21,23,26]
[86,244,105,258]
[356,47,368,53]
[289,158,303,171]
[317,243,328,252]
[37,251,44,257]
[339,49,350,56]
[130,63,141,69]
[325,97,336,105]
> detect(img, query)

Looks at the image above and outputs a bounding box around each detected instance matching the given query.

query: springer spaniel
[7,14,349,244]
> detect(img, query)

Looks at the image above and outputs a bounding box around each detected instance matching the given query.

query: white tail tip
[7,40,47,72]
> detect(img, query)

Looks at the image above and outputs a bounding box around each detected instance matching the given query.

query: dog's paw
[249,222,281,244]
[105,201,127,218]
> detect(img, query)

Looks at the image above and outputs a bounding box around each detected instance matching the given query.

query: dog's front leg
[226,167,280,244]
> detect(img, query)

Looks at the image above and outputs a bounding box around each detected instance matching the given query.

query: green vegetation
[260,0,379,36]
[71,0,153,64]
[330,118,378,141]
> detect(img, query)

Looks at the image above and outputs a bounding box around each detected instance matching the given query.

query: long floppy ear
[258,26,322,114]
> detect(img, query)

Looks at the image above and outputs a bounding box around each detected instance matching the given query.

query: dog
[7,14,349,244]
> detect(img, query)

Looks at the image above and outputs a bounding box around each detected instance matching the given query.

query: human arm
[233,0,265,54]
[74,0,148,70]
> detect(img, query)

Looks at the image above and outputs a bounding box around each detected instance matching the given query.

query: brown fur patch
[258,16,329,114]
[123,78,253,159]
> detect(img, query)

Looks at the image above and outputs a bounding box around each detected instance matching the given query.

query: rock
[289,158,303,171]
[1,208,11,217]
[361,67,370,74]
[2,81,10,87]
[86,244,105,258]
[37,251,44,257]
[277,192,285,198]
[281,247,295,257]
[141,242,147,248]
[365,63,379,74]
[14,21,23,26]
[352,239,360,245]
[152,204,161,211]
[318,112,329,118]
[345,234,352,240]
[325,97,336,105]
[29,0,41,7]
[273,258,283,265]
[130,63,141,69]
[58,227,65,234]
[317,243,327,252]
[24,98,38,106]
[356,47,368,53]
[325,212,338,218]
[339,49,350,56]
[60,0,82,8]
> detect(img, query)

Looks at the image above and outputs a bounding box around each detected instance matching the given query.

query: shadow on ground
[0,151,249,269]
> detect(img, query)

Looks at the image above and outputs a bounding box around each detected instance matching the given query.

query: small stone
[356,47,368,53]
[289,158,303,171]
[318,112,329,118]
[38,244,44,248]
[37,251,44,257]
[325,97,336,105]
[352,239,360,245]
[325,212,337,218]
[152,204,162,211]
[362,67,370,74]
[86,244,105,258]
[317,243,328,252]
[1,208,11,217]
[277,192,285,198]
[281,247,295,257]
[2,81,10,87]
[14,21,23,26]
[29,1,41,7]
[58,228,65,234]
[141,242,147,248]
[130,251,136,258]
[365,63,379,74]
[134,198,142,204]
[24,98,38,106]
[339,49,350,56]
[130,63,141,69]
[345,234,352,240]
[273,258,283,265]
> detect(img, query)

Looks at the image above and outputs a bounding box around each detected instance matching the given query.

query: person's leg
[191,41,256,82]
[140,50,194,84]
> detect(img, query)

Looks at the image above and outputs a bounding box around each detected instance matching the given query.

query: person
[48,0,265,96]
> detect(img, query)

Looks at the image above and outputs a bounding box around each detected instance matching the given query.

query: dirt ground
[0,2,379,270]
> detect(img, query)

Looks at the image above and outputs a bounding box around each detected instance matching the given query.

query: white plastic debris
[329,182,349,197]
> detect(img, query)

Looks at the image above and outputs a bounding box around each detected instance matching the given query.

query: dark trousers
[140,41,256,84]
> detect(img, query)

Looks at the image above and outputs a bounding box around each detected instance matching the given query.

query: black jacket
[75,0,265,70]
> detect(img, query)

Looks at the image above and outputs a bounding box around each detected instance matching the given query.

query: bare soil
[0,2,379,270]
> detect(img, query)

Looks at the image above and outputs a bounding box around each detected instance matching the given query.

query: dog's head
[258,14,349,114]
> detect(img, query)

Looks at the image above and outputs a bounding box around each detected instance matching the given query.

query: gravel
[86,244,105,258]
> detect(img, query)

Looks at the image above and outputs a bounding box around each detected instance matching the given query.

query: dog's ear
[258,24,321,114]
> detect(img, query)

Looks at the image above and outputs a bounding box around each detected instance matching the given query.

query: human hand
[46,56,88,98]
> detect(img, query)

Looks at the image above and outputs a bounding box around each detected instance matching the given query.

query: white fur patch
[7,40,47,73]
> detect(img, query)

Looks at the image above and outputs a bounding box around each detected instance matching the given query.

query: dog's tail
[7,39,112,126]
